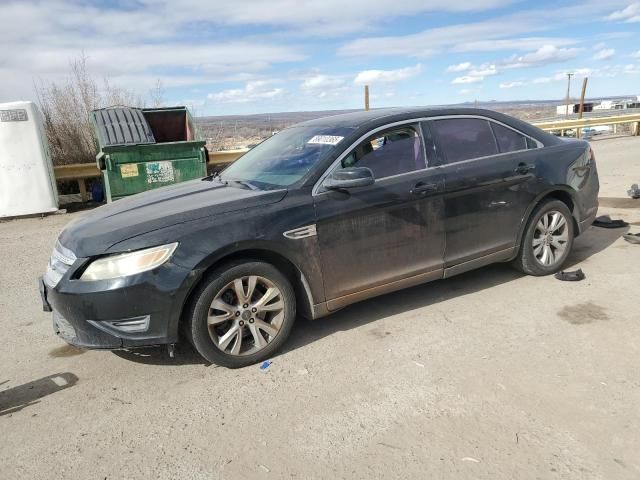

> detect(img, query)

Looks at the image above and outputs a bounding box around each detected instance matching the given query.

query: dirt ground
[1,136,639,479]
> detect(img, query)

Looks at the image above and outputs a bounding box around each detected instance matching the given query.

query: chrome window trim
[312,114,544,196]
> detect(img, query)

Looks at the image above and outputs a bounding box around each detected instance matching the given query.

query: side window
[526,137,539,149]
[340,125,426,179]
[433,118,498,164]
[491,122,527,153]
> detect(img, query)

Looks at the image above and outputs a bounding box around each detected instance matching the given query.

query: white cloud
[629,50,640,58]
[502,45,580,69]
[624,63,640,74]
[0,0,513,101]
[447,62,472,72]
[300,74,349,100]
[499,81,526,88]
[204,0,515,34]
[533,68,594,84]
[448,63,497,84]
[593,48,615,60]
[301,75,346,90]
[606,3,640,22]
[452,76,484,84]
[598,31,635,39]
[208,81,284,104]
[353,64,423,85]
[469,65,498,77]
[453,37,577,54]
[337,2,626,58]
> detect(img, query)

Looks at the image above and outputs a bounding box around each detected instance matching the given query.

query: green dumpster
[91,106,208,202]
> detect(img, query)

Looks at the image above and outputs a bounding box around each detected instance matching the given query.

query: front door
[313,123,445,308]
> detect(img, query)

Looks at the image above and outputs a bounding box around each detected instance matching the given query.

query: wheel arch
[512,187,579,259]
[177,246,316,336]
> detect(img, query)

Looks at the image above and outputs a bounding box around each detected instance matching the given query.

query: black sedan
[41,107,599,367]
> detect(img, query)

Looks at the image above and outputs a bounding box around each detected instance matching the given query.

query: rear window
[433,118,498,163]
[491,122,528,153]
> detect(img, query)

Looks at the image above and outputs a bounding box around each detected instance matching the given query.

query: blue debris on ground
[259,360,272,371]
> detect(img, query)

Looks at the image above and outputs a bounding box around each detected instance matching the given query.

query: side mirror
[323,167,375,190]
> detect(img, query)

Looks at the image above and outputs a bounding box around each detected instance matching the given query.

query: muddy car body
[41,108,599,367]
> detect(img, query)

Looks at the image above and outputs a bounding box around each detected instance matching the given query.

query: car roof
[296,107,507,128]
[295,106,561,145]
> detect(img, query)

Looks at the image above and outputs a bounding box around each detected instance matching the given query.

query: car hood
[58,179,287,257]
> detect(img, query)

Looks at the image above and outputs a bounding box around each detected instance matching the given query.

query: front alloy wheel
[208,276,285,356]
[186,261,296,368]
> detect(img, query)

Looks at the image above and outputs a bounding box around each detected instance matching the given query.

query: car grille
[44,241,77,288]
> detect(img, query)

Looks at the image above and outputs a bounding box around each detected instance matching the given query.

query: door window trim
[312,115,544,196]
[313,120,429,195]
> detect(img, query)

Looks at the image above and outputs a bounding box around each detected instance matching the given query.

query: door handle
[515,162,535,175]
[410,182,439,196]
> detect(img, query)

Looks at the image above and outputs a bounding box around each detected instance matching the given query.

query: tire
[185,261,296,368]
[512,199,575,276]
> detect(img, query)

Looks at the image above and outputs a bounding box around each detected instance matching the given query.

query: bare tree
[35,54,143,165]
[149,79,165,108]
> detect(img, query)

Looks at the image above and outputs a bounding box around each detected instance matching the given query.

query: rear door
[313,123,445,307]
[427,117,540,268]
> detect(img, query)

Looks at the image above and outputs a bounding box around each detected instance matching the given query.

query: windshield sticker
[307,135,344,146]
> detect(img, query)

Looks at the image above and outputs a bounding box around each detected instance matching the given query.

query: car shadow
[112,343,211,366]
[282,225,624,357]
[0,373,78,416]
[108,225,624,367]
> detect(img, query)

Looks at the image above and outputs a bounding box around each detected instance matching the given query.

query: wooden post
[78,178,88,202]
[364,85,370,111]
[576,77,588,139]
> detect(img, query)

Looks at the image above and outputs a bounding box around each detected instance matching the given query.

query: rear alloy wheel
[513,199,575,276]
[532,211,570,267]
[186,261,296,368]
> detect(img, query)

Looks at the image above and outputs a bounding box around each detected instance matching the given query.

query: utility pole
[364,85,370,111]
[565,72,574,118]
[576,77,589,138]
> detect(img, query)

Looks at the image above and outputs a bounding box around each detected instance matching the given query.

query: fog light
[105,315,150,333]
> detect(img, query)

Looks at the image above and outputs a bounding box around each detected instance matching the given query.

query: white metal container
[0,101,59,217]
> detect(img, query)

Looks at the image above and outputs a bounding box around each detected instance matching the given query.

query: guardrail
[55,113,640,201]
[533,113,640,135]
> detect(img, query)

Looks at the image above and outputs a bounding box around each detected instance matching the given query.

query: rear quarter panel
[536,139,598,227]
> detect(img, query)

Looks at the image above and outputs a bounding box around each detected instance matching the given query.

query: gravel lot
[1,136,639,479]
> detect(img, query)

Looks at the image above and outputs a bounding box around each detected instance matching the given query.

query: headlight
[80,243,178,281]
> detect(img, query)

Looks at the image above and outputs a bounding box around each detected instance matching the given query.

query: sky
[1,0,639,116]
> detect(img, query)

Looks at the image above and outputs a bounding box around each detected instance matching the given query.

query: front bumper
[40,260,196,349]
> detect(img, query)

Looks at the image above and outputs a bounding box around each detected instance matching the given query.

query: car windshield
[221,125,355,189]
